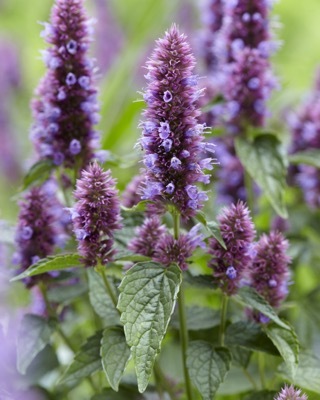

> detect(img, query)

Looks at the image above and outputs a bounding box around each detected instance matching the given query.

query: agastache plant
[138,24,216,218]
[71,162,121,267]
[209,201,255,295]
[275,385,308,400]
[31,0,100,170]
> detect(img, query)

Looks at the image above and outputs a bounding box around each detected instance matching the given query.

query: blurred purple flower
[138,25,216,218]
[275,385,308,400]
[128,217,166,257]
[14,186,63,286]
[72,162,121,267]
[122,174,144,208]
[31,0,101,171]
[154,224,205,270]
[248,231,291,320]
[208,201,255,295]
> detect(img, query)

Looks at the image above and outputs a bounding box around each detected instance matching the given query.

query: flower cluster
[138,25,216,218]
[249,231,291,316]
[128,217,166,257]
[71,162,121,267]
[14,186,63,285]
[288,68,320,208]
[208,201,255,294]
[31,0,100,170]
[275,385,308,400]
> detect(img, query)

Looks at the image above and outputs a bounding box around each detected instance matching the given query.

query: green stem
[242,368,258,390]
[258,352,266,389]
[154,361,176,400]
[97,264,120,313]
[173,211,193,400]
[57,168,71,207]
[219,294,228,346]
[244,170,255,215]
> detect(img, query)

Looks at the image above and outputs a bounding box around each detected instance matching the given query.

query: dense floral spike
[31,0,100,170]
[274,385,308,400]
[208,201,255,295]
[122,174,144,208]
[249,231,291,314]
[224,0,274,61]
[128,217,166,257]
[14,187,62,285]
[288,68,320,208]
[154,224,205,270]
[224,47,275,133]
[71,162,121,267]
[138,25,216,218]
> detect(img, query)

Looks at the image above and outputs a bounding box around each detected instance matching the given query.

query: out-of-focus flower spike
[274,385,308,400]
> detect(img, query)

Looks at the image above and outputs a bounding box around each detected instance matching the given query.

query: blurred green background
[0,0,320,221]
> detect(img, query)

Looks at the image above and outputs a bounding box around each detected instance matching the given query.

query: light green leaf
[289,149,320,168]
[87,269,120,326]
[17,314,54,374]
[278,352,320,394]
[114,250,151,263]
[187,341,231,400]
[121,200,153,213]
[118,262,182,393]
[21,159,54,190]
[195,214,227,250]
[265,324,299,377]
[235,134,288,218]
[236,286,290,330]
[226,321,279,355]
[60,331,102,385]
[11,254,82,281]
[100,327,131,391]
[47,282,88,304]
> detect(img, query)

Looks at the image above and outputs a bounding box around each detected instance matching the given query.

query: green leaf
[87,269,120,326]
[171,306,220,330]
[244,391,278,400]
[60,331,103,385]
[229,346,252,369]
[225,321,279,356]
[11,253,82,281]
[91,386,146,400]
[121,200,153,213]
[236,286,290,330]
[47,282,87,304]
[21,159,54,190]
[289,149,320,168]
[100,327,131,391]
[24,344,59,384]
[235,134,288,218]
[17,314,54,374]
[114,249,151,263]
[118,262,182,393]
[265,324,299,377]
[278,352,320,394]
[195,214,227,250]
[187,341,231,400]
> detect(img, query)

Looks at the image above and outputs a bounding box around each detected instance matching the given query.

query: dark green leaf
[185,272,217,290]
[187,341,231,400]
[226,321,279,355]
[235,134,288,218]
[87,269,120,326]
[17,314,54,374]
[236,286,290,330]
[47,282,87,304]
[244,390,278,400]
[60,331,103,385]
[229,346,252,368]
[118,262,181,393]
[21,159,54,190]
[265,324,299,377]
[171,306,220,330]
[91,386,146,400]
[278,352,320,394]
[114,249,151,263]
[11,254,82,281]
[24,344,59,384]
[100,327,131,391]
[289,149,320,168]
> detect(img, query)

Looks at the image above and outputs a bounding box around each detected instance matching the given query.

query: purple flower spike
[31,0,101,171]
[208,201,255,295]
[154,224,205,270]
[249,231,291,309]
[128,217,167,257]
[275,385,308,400]
[138,25,216,218]
[122,174,144,208]
[224,48,276,132]
[72,162,122,267]
[14,187,61,286]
